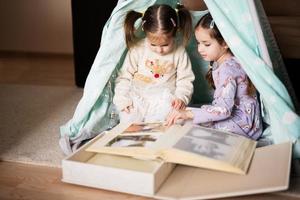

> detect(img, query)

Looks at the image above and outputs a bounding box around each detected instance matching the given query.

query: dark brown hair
[124,4,192,48]
[195,13,256,95]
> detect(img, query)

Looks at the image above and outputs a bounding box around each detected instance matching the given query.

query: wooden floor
[0,52,75,86]
[0,53,299,200]
[2,161,299,200]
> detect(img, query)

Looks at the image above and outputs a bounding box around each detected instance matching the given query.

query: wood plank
[182,0,207,11]
[0,52,75,86]
[0,161,152,200]
[0,161,299,200]
[268,16,300,58]
[261,0,300,16]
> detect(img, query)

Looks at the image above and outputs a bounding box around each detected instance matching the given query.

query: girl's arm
[113,49,138,111]
[192,66,237,124]
[174,48,195,105]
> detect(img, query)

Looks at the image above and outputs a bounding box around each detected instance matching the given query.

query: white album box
[62,127,292,200]
[62,133,175,196]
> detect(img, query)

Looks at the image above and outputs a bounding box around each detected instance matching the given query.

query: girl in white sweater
[113,4,195,123]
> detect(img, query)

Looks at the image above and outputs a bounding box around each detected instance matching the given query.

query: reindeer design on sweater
[145,59,174,79]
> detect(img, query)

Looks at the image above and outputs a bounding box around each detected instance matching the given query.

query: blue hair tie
[209,20,215,29]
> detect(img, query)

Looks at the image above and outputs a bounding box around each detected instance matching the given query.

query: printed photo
[106,134,158,147]
[173,136,225,160]
[172,127,242,160]
[187,127,231,146]
[123,122,167,134]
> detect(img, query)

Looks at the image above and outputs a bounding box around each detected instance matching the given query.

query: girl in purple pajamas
[166,13,263,140]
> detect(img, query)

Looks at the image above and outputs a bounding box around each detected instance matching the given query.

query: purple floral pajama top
[191,57,263,140]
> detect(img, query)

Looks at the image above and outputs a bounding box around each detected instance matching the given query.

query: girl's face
[195,27,228,63]
[146,32,175,55]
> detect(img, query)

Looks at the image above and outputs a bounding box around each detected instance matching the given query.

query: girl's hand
[122,105,133,113]
[166,109,194,126]
[171,98,186,110]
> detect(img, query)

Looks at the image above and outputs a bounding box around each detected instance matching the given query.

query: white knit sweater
[113,38,195,111]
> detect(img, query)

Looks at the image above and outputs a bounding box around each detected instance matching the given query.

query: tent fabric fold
[60,0,300,158]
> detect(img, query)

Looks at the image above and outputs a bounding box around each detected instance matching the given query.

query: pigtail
[176,4,192,46]
[206,62,215,89]
[247,78,256,96]
[124,10,143,48]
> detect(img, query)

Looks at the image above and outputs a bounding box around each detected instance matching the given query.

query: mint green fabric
[60,0,300,158]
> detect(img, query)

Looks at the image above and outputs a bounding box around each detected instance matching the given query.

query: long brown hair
[124,4,192,48]
[195,13,256,95]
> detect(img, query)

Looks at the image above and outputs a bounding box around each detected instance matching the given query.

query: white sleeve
[174,49,195,105]
[113,49,139,111]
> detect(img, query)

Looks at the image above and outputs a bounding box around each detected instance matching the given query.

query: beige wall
[0,0,73,54]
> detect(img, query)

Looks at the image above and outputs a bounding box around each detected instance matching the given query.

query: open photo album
[86,122,257,175]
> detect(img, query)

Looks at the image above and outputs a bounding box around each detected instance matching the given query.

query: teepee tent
[60,0,300,158]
